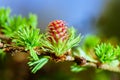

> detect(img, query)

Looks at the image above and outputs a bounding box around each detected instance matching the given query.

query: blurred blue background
[0,0,107,34]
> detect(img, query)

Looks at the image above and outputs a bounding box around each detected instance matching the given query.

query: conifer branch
[0,8,120,73]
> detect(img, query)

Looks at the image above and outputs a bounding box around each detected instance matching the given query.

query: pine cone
[47,20,68,42]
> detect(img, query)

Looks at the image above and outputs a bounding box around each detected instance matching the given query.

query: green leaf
[13,26,42,48]
[95,43,117,63]
[114,46,120,60]
[29,47,39,60]
[27,13,37,27]
[0,49,6,60]
[28,57,49,73]
[71,63,86,72]
[72,47,97,62]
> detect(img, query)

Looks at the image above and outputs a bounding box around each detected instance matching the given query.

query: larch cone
[47,20,71,61]
[47,20,68,42]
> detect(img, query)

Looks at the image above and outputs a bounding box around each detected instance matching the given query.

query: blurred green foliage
[82,35,100,51]
[0,8,10,27]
